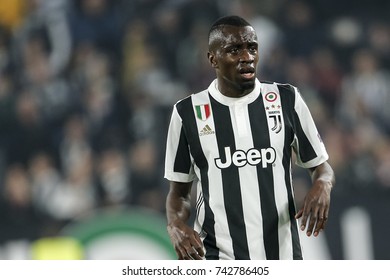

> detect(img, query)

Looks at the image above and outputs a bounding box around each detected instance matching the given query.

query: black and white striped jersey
[164,79,329,260]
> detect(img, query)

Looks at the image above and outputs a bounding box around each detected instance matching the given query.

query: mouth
[239,67,255,79]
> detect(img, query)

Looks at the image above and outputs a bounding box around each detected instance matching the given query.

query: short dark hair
[208,15,252,48]
[209,15,251,33]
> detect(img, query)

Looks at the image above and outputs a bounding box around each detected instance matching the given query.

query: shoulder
[260,81,299,103]
[176,89,207,105]
[175,88,208,113]
[175,94,192,107]
[275,82,297,95]
[261,80,297,93]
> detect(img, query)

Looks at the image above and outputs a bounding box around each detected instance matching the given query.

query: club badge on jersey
[263,90,282,134]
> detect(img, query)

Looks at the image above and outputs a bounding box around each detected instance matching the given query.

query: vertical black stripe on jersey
[279,84,317,163]
[173,128,191,174]
[248,96,280,260]
[210,94,250,260]
[278,84,303,259]
[175,97,219,259]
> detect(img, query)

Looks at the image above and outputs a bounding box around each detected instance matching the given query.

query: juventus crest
[268,113,282,133]
[264,91,282,134]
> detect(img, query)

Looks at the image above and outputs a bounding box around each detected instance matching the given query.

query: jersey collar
[207,78,262,106]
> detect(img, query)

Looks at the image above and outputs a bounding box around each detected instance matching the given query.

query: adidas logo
[199,124,215,136]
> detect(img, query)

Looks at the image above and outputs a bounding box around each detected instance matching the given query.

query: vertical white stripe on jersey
[233,102,249,137]
[164,106,195,182]
[230,101,266,259]
[191,92,234,260]
[263,84,294,259]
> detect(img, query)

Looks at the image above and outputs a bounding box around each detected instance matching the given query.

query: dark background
[0,0,389,259]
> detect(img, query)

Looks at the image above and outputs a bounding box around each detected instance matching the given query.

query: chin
[239,80,255,91]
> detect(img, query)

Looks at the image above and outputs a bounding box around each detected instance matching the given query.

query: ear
[208,51,218,68]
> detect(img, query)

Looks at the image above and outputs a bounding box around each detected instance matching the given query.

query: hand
[167,220,205,260]
[295,178,332,237]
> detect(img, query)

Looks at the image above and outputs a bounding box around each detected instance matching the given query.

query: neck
[217,77,255,98]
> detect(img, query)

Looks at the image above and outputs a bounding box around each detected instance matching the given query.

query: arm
[295,161,335,237]
[166,181,205,260]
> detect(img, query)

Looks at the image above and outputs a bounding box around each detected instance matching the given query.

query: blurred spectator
[175,19,215,92]
[0,164,44,244]
[59,113,92,177]
[367,21,390,69]
[0,27,11,72]
[6,90,51,166]
[0,72,15,138]
[128,140,164,212]
[11,0,71,80]
[54,149,96,220]
[334,121,384,194]
[310,47,344,112]
[337,48,390,133]
[373,138,390,189]
[121,19,152,91]
[18,32,73,127]
[151,5,183,78]
[96,147,130,206]
[28,152,63,224]
[68,0,125,64]
[279,1,323,56]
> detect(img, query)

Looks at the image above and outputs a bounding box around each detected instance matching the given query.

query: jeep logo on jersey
[215,147,276,169]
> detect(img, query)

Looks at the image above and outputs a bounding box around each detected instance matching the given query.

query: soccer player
[164,15,335,260]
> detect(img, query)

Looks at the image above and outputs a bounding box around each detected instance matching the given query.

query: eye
[249,45,258,54]
[228,47,239,54]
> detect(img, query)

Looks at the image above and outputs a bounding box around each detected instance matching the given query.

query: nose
[239,49,254,63]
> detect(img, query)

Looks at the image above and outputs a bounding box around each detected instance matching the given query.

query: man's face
[208,25,259,96]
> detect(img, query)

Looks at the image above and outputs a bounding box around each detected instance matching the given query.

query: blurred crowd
[0,0,389,253]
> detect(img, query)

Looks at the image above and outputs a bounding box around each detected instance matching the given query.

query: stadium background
[0,0,389,259]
